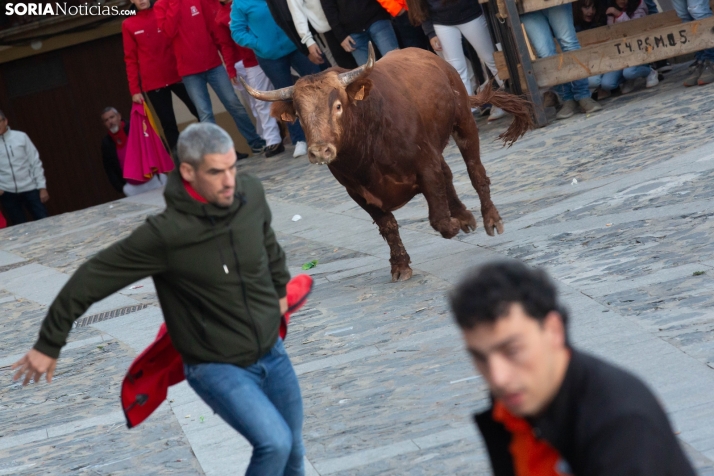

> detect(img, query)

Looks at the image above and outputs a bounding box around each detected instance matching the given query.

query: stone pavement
[3,64,714,474]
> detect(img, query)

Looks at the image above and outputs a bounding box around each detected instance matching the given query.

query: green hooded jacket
[34,172,291,367]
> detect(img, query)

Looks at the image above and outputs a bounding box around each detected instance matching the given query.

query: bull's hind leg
[441,159,477,233]
[346,190,412,282]
[452,113,504,236]
[418,160,461,239]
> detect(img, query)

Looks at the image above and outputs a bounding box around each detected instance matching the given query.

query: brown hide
[272,48,532,281]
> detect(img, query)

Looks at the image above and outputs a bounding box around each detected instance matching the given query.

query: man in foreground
[449,261,695,475]
[12,123,305,476]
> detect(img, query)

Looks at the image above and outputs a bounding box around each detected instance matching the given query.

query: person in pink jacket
[599,0,659,93]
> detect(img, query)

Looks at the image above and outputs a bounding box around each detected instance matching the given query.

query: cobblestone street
[3,64,714,474]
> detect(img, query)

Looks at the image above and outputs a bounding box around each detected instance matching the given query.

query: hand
[606,7,620,15]
[230,75,239,86]
[430,36,442,51]
[341,36,356,53]
[11,349,58,386]
[308,43,324,65]
[279,297,288,315]
[132,93,144,104]
[0,190,4,196]
[39,188,49,203]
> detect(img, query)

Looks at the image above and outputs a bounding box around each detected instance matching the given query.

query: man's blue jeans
[184,339,305,476]
[0,189,47,225]
[182,65,264,149]
[671,0,714,62]
[351,19,400,65]
[257,51,321,145]
[522,4,590,101]
[600,65,652,91]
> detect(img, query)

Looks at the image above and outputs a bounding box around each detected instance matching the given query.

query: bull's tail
[469,82,534,147]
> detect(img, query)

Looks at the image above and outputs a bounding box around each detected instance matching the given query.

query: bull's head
[240,44,376,165]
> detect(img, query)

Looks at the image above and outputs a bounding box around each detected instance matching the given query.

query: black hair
[610,0,641,17]
[449,261,569,332]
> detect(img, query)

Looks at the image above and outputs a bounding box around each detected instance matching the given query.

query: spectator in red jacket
[123,0,199,158]
[214,0,285,158]
[154,0,266,154]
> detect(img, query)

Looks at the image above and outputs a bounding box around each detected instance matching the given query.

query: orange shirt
[492,401,573,476]
[376,0,406,17]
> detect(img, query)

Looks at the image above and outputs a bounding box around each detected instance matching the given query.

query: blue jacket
[230,0,297,60]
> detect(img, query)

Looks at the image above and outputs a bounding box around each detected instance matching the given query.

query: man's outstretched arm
[12,221,168,385]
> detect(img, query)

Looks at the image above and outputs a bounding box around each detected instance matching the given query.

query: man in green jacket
[12,123,305,476]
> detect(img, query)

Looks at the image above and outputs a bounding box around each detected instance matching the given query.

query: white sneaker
[645,67,659,88]
[293,141,307,158]
[488,106,506,122]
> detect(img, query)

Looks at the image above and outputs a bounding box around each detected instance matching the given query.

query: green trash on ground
[693,271,706,276]
[302,260,318,270]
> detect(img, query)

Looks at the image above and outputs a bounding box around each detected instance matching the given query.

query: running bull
[241,45,532,282]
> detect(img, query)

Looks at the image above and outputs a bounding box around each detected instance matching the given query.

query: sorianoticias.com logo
[5,2,136,16]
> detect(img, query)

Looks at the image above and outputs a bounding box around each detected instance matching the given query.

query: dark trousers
[146,82,199,154]
[257,51,321,145]
[392,13,430,50]
[0,190,48,226]
[320,30,359,69]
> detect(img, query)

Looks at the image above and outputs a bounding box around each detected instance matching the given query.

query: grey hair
[177,123,234,167]
[101,107,119,116]
[0,110,6,121]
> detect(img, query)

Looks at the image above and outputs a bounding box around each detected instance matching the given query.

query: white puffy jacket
[0,128,46,194]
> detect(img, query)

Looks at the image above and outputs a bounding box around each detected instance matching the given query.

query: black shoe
[264,143,285,158]
[654,60,673,73]
[251,142,266,154]
[236,150,249,161]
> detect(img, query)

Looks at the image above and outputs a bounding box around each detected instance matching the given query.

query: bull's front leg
[346,190,412,282]
[418,165,461,239]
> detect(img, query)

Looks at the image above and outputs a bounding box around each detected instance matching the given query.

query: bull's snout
[308,143,337,165]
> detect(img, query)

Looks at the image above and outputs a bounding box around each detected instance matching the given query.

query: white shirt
[286,0,331,48]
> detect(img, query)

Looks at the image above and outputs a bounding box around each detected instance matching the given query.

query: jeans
[600,65,652,91]
[257,51,321,145]
[184,339,305,476]
[392,12,430,50]
[182,66,264,149]
[671,0,714,62]
[588,74,603,89]
[644,0,659,14]
[522,4,590,101]
[146,82,198,157]
[350,19,400,65]
[0,189,48,225]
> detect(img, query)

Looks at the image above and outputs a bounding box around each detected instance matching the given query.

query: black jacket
[475,350,696,476]
[421,0,482,39]
[266,0,310,56]
[101,120,130,194]
[319,0,390,43]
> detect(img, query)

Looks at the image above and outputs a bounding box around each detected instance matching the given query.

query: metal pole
[502,0,548,127]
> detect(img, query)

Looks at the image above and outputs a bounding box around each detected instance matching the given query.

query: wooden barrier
[532,16,714,87]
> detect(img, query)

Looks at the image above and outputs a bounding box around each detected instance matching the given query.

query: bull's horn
[239,76,294,102]
[338,42,375,87]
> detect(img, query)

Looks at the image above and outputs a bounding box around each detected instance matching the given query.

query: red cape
[121,274,313,428]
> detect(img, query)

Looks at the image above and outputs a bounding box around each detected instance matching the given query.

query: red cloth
[214,0,258,79]
[124,104,175,182]
[108,121,129,150]
[122,8,182,95]
[182,179,208,203]
[0,211,6,229]
[154,0,223,77]
[121,274,314,428]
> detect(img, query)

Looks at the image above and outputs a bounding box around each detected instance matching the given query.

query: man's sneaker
[556,99,578,120]
[698,60,714,85]
[543,91,560,108]
[620,79,636,94]
[488,106,507,122]
[479,103,492,116]
[645,67,659,88]
[251,142,266,154]
[654,60,672,73]
[264,143,285,158]
[293,141,308,158]
[595,88,611,100]
[578,97,602,114]
[684,61,702,87]
[236,150,249,161]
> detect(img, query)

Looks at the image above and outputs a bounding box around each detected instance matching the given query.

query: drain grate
[73,304,151,328]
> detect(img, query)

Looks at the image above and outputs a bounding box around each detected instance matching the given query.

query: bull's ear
[346,79,373,102]
[270,101,297,124]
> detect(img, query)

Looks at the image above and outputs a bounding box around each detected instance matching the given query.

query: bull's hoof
[437,218,461,239]
[391,266,413,282]
[484,219,505,236]
[455,210,477,233]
